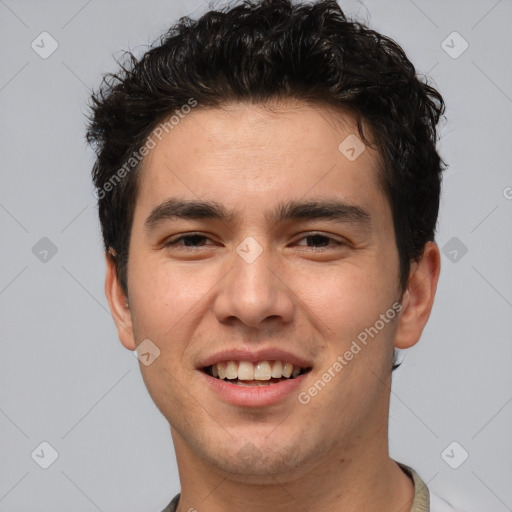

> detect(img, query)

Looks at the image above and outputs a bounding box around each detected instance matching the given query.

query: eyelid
[163,232,213,247]
[293,232,348,249]
[163,231,347,248]
[294,231,346,242]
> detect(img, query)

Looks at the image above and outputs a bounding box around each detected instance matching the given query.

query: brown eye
[164,234,212,248]
[295,233,345,249]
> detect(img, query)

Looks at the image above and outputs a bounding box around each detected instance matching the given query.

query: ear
[394,241,441,349]
[104,249,136,351]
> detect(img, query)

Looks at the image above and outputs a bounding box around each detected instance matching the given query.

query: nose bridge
[212,236,294,327]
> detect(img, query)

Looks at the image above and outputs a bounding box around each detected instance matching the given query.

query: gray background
[1,0,511,511]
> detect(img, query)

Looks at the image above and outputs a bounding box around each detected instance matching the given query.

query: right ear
[104,249,136,351]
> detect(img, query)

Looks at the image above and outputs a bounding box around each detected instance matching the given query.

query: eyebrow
[144,196,371,232]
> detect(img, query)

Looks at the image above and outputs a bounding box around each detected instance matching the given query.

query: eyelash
[164,232,346,250]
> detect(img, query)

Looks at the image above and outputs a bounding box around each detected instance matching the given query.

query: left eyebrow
[144,196,372,232]
[267,198,371,228]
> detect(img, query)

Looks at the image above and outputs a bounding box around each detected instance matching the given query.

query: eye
[163,232,346,251]
[294,233,346,249]
[164,233,213,248]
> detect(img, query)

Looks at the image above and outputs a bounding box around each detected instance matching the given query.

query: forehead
[135,100,388,224]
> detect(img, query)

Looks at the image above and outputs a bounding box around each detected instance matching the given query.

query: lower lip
[200,371,309,407]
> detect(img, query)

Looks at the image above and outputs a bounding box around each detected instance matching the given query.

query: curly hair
[86,0,446,308]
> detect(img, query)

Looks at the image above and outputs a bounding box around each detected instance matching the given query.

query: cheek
[297,261,400,386]
[301,262,393,335]
[128,260,216,347]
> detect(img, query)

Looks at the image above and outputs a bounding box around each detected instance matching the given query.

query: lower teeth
[220,377,287,386]
[235,380,273,387]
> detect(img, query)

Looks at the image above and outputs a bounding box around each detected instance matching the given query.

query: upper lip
[197,348,313,370]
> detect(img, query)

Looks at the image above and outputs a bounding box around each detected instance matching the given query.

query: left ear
[394,241,441,349]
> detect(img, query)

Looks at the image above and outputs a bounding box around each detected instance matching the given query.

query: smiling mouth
[203,360,312,386]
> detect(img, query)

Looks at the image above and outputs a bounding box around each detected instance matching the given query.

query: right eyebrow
[145,197,238,231]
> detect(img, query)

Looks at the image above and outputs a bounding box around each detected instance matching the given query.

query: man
[86,1,455,510]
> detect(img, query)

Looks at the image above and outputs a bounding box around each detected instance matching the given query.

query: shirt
[160,462,457,512]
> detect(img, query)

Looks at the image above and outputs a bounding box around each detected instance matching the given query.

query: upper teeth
[211,360,302,380]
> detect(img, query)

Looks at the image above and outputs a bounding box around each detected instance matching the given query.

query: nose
[211,240,295,329]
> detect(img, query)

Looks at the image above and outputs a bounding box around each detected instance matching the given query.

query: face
[106,100,439,483]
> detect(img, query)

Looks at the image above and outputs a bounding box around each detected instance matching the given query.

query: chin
[202,439,319,483]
